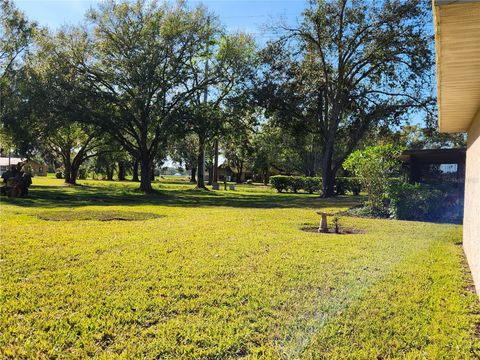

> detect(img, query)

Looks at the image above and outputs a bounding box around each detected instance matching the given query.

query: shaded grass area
[0,177,479,358]
[36,210,163,222]
[0,177,363,210]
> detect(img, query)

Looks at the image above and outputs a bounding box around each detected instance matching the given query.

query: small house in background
[215,163,253,183]
[400,148,466,221]
[400,148,466,184]
[0,157,47,177]
[217,164,235,182]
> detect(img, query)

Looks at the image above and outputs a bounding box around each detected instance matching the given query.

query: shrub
[303,177,322,194]
[332,216,340,234]
[289,176,304,193]
[270,175,322,194]
[347,178,362,196]
[55,169,63,179]
[388,181,444,221]
[346,204,390,218]
[335,177,347,195]
[343,145,403,210]
[335,177,362,195]
[270,175,290,193]
[78,168,88,180]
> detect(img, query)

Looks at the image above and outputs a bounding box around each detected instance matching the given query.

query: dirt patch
[301,226,364,235]
[474,323,480,339]
[37,210,163,222]
[97,333,115,349]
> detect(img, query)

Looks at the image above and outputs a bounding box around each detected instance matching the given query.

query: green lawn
[1,177,479,359]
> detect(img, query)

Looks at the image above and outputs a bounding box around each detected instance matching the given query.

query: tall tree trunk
[69,164,80,185]
[63,156,72,185]
[207,162,213,185]
[106,166,114,181]
[213,139,219,184]
[64,135,93,186]
[320,132,337,197]
[150,163,155,181]
[321,152,336,197]
[236,161,244,184]
[321,168,336,197]
[139,154,152,192]
[263,170,269,185]
[67,153,86,185]
[132,160,139,182]
[190,166,197,183]
[118,161,126,181]
[196,139,207,189]
[65,157,80,185]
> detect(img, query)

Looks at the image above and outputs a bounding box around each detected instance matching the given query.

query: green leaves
[256,0,433,195]
[0,0,36,142]
[0,0,36,79]
[388,181,456,222]
[343,144,403,210]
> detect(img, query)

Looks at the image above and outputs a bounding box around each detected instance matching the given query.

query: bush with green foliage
[335,177,362,195]
[303,177,322,194]
[289,176,304,193]
[388,181,445,221]
[269,175,290,193]
[270,175,322,194]
[270,175,360,195]
[335,177,348,195]
[343,145,403,210]
[346,177,362,196]
[78,168,88,180]
[346,204,390,218]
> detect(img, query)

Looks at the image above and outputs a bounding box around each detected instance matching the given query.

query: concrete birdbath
[316,211,334,233]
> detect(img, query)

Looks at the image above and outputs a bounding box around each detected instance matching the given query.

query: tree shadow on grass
[0,183,364,210]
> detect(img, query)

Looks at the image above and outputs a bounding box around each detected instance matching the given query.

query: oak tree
[257,0,433,196]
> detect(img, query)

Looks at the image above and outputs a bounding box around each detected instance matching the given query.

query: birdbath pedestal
[316,211,334,233]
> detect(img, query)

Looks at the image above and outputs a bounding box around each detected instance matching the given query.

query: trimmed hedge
[289,176,305,193]
[269,175,291,193]
[335,177,362,195]
[303,177,322,194]
[270,175,362,195]
[346,177,362,195]
[270,175,322,193]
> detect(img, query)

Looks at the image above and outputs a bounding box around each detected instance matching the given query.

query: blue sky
[15,0,307,40]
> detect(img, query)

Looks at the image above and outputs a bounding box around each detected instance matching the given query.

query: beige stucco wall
[464,109,480,295]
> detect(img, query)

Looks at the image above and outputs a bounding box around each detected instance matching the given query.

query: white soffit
[433,0,480,132]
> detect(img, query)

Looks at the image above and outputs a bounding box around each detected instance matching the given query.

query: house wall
[27,161,47,176]
[464,109,480,295]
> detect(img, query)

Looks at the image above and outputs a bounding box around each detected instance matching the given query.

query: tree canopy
[255,0,433,195]
[0,0,451,195]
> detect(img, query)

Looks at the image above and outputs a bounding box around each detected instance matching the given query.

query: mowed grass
[0,177,479,359]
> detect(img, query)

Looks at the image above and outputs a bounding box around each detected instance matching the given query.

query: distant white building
[0,157,23,175]
[0,157,47,176]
